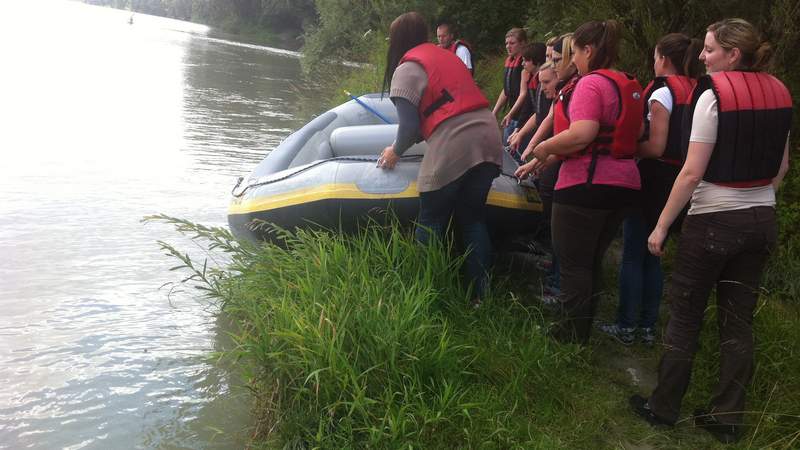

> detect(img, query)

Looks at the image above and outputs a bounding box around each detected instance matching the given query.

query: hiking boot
[640,327,656,346]
[629,395,675,427]
[598,323,635,346]
[693,409,741,444]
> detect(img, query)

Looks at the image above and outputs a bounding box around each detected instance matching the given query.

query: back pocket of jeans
[702,227,744,256]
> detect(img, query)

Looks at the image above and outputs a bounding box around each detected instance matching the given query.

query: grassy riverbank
[151,215,799,449]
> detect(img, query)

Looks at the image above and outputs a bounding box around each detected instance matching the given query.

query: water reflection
[0,1,311,448]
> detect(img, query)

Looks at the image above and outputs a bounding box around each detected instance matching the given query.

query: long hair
[382,12,429,94]
[555,33,576,81]
[708,18,772,71]
[572,20,621,71]
[657,33,704,78]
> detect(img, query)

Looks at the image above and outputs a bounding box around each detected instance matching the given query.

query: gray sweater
[390,61,503,192]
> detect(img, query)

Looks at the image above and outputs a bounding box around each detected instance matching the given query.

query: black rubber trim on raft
[232,155,531,198]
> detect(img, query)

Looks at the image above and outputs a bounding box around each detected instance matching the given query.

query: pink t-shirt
[554,73,641,191]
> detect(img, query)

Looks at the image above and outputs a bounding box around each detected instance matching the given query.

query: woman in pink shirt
[516,20,643,344]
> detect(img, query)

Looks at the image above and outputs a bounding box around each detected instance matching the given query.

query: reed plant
[150,215,799,449]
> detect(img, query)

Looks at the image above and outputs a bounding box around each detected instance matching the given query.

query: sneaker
[540,293,560,310]
[629,395,675,427]
[598,323,635,346]
[640,327,656,346]
[693,409,741,444]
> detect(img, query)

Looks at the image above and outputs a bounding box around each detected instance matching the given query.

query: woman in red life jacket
[515,20,645,344]
[491,28,530,145]
[507,42,548,163]
[600,34,703,346]
[377,12,503,305]
[630,19,791,443]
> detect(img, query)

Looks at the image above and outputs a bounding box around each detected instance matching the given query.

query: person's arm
[456,45,472,70]
[773,138,790,191]
[638,101,670,158]
[492,90,507,117]
[647,141,714,256]
[532,119,599,158]
[508,112,538,150]
[378,98,421,169]
[502,71,531,127]
[520,104,553,160]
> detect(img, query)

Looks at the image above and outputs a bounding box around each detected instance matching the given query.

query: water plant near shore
[148,214,799,449]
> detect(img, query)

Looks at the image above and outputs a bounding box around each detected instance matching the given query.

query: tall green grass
[149,215,799,449]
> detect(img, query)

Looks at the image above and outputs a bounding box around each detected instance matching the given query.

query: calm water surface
[0,1,312,448]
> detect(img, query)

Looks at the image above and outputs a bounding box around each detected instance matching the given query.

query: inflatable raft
[228,94,543,242]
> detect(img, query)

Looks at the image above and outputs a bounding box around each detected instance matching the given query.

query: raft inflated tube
[330,124,426,157]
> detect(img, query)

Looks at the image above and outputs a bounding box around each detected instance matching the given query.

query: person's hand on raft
[514,158,540,179]
[378,145,399,170]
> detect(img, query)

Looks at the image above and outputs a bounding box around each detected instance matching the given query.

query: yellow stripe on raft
[228,182,542,215]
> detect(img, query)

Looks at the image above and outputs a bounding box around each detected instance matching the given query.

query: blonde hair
[556,33,576,80]
[506,27,528,43]
[539,61,556,71]
[707,18,772,71]
[545,36,559,47]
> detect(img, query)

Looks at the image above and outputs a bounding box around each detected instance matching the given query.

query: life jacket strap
[712,179,772,188]
[423,89,454,118]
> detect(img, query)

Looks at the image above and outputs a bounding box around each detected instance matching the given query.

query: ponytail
[683,38,704,78]
[573,20,621,71]
[752,41,774,72]
[656,33,703,79]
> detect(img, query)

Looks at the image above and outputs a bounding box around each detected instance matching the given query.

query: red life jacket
[399,43,489,139]
[527,71,539,96]
[445,39,474,74]
[553,69,644,160]
[684,71,792,187]
[552,73,580,136]
[642,75,696,166]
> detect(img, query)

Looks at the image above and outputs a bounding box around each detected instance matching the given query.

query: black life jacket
[684,71,792,187]
[642,75,696,166]
[503,55,523,118]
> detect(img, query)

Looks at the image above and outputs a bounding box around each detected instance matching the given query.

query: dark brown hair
[708,18,773,71]
[572,20,621,71]
[521,42,547,66]
[656,33,703,78]
[382,12,429,94]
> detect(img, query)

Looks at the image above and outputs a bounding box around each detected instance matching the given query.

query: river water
[0,1,313,448]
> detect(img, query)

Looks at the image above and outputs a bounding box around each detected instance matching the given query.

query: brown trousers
[649,206,777,425]
[551,203,627,344]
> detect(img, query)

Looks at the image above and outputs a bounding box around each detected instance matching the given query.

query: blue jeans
[617,213,663,328]
[502,119,518,146]
[416,162,500,298]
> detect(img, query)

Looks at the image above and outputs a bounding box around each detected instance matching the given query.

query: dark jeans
[552,202,627,343]
[649,207,777,426]
[617,212,663,328]
[537,161,562,290]
[416,162,500,298]
[502,119,518,146]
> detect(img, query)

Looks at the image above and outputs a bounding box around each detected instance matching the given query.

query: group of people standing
[377,12,791,444]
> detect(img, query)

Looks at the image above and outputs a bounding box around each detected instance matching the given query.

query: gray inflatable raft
[228,93,542,242]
